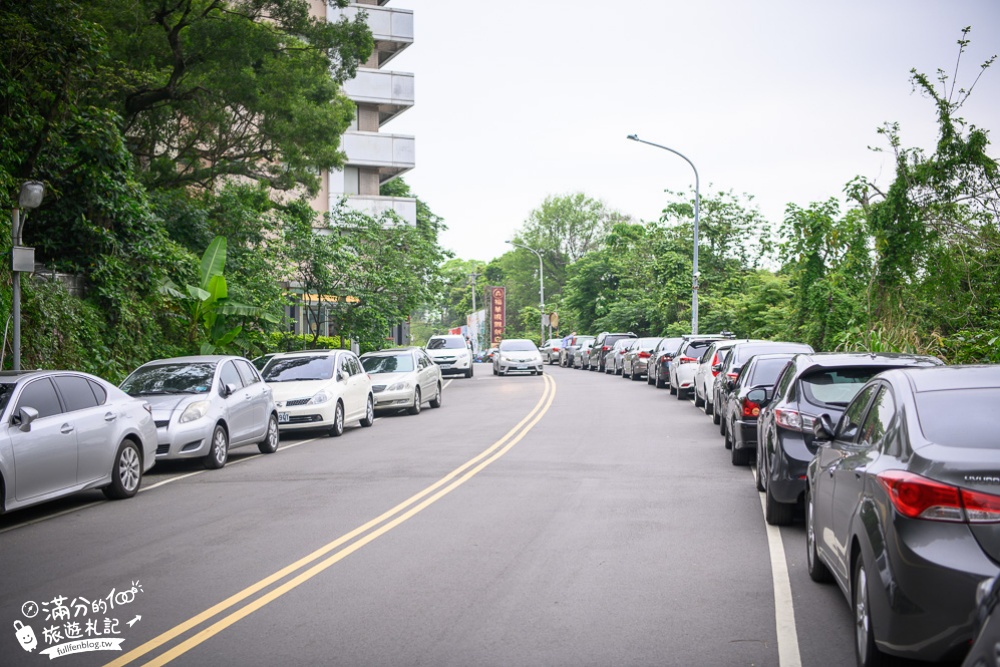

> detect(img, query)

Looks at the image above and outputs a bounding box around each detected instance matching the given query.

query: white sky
[384,1,1000,262]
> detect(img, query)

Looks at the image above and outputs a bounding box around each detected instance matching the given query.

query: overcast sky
[383,1,1000,263]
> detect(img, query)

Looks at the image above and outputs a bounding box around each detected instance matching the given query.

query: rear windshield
[605,334,634,346]
[916,388,1000,448]
[121,363,216,395]
[748,358,792,386]
[428,337,466,350]
[263,355,336,382]
[682,341,714,358]
[800,367,882,407]
[501,340,536,352]
[362,354,414,374]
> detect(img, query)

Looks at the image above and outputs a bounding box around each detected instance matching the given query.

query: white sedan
[262,350,374,437]
[493,339,545,376]
[361,347,443,415]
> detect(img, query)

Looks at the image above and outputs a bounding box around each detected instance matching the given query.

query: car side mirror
[746,388,770,407]
[813,414,836,441]
[338,370,348,382]
[725,379,736,392]
[223,383,238,397]
[711,363,722,372]
[14,406,39,432]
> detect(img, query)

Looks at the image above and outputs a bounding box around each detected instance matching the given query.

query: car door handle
[104,412,117,422]
[61,424,74,434]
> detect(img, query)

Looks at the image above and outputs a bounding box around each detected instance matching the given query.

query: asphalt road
[0,362,878,667]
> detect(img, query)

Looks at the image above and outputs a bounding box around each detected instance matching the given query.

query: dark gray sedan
[806,365,1000,666]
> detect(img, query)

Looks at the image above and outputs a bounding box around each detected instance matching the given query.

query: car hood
[367,372,415,386]
[268,380,337,401]
[426,348,467,358]
[136,394,207,415]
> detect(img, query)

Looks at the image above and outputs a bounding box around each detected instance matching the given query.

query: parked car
[251,353,277,371]
[693,339,740,412]
[561,335,595,368]
[493,339,544,376]
[483,347,499,364]
[669,334,734,399]
[121,355,279,469]
[648,336,685,388]
[606,338,634,375]
[574,338,596,370]
[806,365,1000,666]
[540,338,562,365]
[714,340,815,426]
[621,337,662,381]
[261,349,374,437]
[425,334,474,378]
[587,332,637,373]
[0,370,157,513]
[963,574,1000,667]
[718,353,798,465]
[361,347,443,416]
[755,352,943,525]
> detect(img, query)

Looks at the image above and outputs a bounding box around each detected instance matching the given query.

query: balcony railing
[329,5,413,67]
[342,131,414,181]
[342,70,414,125]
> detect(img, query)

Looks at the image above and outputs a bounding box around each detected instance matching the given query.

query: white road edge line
[759,490,803,667]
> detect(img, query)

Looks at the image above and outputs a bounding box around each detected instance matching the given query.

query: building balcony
[342,131,414,181]
[330,4,413,67]
[341,195,417,226]
[342,70,414,125]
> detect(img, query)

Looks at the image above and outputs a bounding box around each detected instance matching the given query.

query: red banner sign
[487,286,505,345]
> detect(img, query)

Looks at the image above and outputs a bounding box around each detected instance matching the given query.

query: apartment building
[293,1,415,342]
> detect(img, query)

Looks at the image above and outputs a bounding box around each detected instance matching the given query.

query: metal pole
[11,207,20,371]
[469,271,481,352]
[506,241,545,345]
[626,134,700,334]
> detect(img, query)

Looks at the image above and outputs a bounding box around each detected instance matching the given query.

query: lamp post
[626,134,700,335]
[11,181,45,371]
[504,240,544,345]
[468,271,481,352]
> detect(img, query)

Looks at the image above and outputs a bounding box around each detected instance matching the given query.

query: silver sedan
[0,370,157,513]
[362,347,443,415]
[120,356,279,469]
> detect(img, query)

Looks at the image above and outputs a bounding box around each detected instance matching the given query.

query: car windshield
[263,355,336,382]
[362,354,414,374]
[800,368,880,407]
[501,341,536,352]
[428,337,466,350]
[916,388,1000,448]
[121,363,216,395]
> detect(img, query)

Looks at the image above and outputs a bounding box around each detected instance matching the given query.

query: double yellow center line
[106,373,556,666]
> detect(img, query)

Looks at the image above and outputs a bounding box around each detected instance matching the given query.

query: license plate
[278,412,289,423]
[516,365,527,370]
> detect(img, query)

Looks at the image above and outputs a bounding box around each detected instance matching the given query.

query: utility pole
[469,271,481,352]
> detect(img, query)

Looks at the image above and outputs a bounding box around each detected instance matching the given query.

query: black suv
[755,352,944,525]
[587,332,637,373]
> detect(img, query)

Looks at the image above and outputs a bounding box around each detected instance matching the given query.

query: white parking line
[759,491,803,667]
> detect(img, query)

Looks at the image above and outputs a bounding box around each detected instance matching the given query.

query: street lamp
[626,134,700,335]
[11,181,45,371]
[504,240,544,345]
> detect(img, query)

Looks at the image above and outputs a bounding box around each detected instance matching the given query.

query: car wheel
[854,557,884,667]
[465,366,473,378]
[669,382,677,395]
[712,402,721,424]
[329,402,345,437]
[694,389,704,408]
[764,483,795,526]
[360,395,375,427]
[103,440,142,499]
[753,444,766,492]
[675,386,686,400]
[806,489,833,583]
[647,373,655,385]
[655,374,666,389]
[407,387,422,415]
[719,410,727,434]
[204,425,229,469]
[731,442,752,466]
[257,414,280,454]
[493,367,498,375]
[429,383,443,408]
[724,418,733,449]
[705,399,714,416]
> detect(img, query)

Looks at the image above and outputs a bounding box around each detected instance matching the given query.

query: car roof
[271,349,342,358]
[141,355,242,365]
[791,351,943,374]
[888,365,1000,393]
[362,347,419,355]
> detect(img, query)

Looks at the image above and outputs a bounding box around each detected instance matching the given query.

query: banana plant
[160,236,277,354]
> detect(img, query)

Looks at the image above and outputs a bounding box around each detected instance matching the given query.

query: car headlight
[387,381,412,391]
[308,391,332,405]
[179,400,210,424]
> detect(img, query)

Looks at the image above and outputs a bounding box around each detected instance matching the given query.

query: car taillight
[711,354,720,376]
[741,397,760,418]
[553,346,560,351]
[602,346,610,352]
[876,470,1000,523]
[678,356,698,365]
[638,351,651,359]
[774,409,815,432]
[726,372,739,381]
